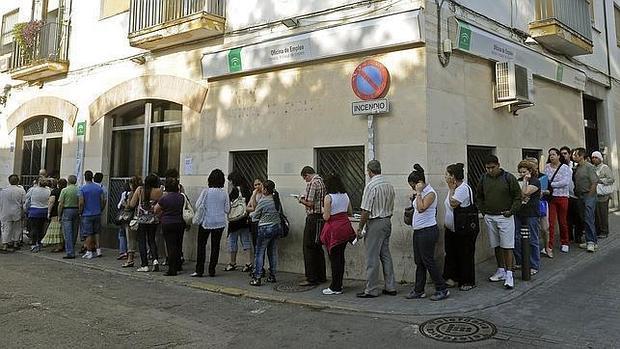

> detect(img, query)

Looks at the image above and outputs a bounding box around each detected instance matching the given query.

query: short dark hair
[484,155,499,165]
[164,168,179,179]
[560,146,572,154]
[208,169,225,188]
[300,166,315,177]
[94,172,103,183]
[367,160,381,175]
[573,147,587,158]
[227,171,247,187]
[8,174,19,185]
[446,163,465,181]
[67,175,77,184]
[408,164,426,183]
[324,174,346,194]
[58,178,67,189]
[84,170,93,181]
[164,177,180,193]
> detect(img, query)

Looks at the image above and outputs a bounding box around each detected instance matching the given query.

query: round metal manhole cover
[273,281,318,293]
[419,317,497,343]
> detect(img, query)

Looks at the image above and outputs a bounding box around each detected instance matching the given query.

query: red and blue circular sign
[351,60,391,100]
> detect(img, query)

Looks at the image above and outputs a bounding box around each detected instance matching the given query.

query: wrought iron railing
[108,177,132,224]
[317,147,365,212]
[232,151,268,189]
[11,22,70,71]
[533,0,592,42]
[467,146,495,197]
[129,0,226,34]
[19,174,41,193]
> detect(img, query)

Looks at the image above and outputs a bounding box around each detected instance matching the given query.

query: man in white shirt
[0,175,26,252]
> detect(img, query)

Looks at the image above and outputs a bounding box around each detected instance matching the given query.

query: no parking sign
[351,60,391,100]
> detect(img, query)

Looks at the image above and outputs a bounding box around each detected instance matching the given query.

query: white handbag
[596,183,615,196]
[228,187,247,222]
[182,193,194,226]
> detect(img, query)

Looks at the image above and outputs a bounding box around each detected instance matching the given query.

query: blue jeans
[514,216,541,270]
[118,226,128,254]
[62,208,79,256]
[579,195,597,244]
[253,224,280,278]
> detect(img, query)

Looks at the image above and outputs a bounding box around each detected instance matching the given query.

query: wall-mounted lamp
[281,17,300,28]
[130,55,146,64]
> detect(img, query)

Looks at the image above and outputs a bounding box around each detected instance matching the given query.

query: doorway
[19,116,63,189]
[583,96,600,154]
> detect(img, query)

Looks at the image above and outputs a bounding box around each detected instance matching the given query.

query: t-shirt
[50,188,62,218]
[443,182,473,231]
[573,162,598,197]
[79,182,104,217]
[157,192,185,225]
[518,177,541,217]
[59,185,79,208]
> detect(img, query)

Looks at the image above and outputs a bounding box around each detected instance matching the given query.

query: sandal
[223,263,237,271]
[121,261,134,268]
[241,263,253,273]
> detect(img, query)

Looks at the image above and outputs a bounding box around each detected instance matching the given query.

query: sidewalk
[17,217,620,317]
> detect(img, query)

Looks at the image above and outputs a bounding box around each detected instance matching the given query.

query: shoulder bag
[453,184,479,235]
[542,165,562,201]
[182,193,195,226]
[403,203,414,226]
[228,187,248,222]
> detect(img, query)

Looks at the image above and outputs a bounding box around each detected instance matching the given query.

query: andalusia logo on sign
[459,23,472,51]
[228,48,242,73]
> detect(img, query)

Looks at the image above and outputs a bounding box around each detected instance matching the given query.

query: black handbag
[453,185,479,235]
[403,205,414,225]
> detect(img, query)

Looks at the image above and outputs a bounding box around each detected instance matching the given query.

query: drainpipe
[603,0,612,89]
[435,0,450,67]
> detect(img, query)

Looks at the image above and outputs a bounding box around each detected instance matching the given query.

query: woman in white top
[25,177,51,252]
[405,164,449,301]
[442,163,477,291]
[544,148,572,256]
[319,174,355,295]
[191,169,230,277]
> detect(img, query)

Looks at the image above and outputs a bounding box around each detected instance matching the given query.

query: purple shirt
[157,192,185,225]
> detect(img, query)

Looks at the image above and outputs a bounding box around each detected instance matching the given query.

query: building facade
[0,0,619,280]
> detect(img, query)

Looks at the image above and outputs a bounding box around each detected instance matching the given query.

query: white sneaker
[96,248,103,257]
[81,251,93,259]
[489,268,506,282]
[586,243,596,253]
[504,271,514,289]
[136,266,150,272]
[322,288,343,295]
[560,245,569,253]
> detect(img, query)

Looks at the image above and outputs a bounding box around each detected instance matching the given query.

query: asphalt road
[2,241,620,348]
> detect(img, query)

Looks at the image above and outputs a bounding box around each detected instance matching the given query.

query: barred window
[316,146,365,212]
[1,10,18,55]
[231,150,268,187]
[522,148,542,161]
[467,145,495,195]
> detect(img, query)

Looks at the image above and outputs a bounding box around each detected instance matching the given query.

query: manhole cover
[419,317,497,343]
[273,281,317,293]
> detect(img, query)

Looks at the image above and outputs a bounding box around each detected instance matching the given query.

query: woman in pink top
[544,148,573,257]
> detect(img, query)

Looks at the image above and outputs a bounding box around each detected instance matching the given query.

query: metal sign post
[367,114,375,161]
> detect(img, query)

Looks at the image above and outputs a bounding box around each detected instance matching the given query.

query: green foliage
[12,20,44,62]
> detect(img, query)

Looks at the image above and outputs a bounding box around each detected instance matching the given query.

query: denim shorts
[227,227,252,252]
[81,215,101,236]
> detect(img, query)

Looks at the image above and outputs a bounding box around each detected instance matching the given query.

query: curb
[16,237,620,317]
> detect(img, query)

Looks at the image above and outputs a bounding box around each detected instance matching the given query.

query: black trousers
[567,197,583,242]
[162,223,185,275]
[196,226,224,276]
[443,228,478,286]
[138,224,158,267]
[595,197,610,236]
[303,214,326,283]
[29,217,46,245]
[328,242,347,292]
[413,225,446,293]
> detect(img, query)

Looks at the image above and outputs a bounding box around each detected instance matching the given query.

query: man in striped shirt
[356,160,397,298]
[297,166,327,286]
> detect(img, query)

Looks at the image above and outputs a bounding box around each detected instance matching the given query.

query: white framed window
[1,10,18,55]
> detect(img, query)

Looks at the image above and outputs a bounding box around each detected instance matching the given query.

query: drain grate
[419,317,497,343]
[273,281,318,293]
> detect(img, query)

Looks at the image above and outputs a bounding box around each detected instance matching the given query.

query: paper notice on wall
[184,157,193,175]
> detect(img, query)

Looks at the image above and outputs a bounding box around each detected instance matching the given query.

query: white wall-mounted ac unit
[0,55,10,73]
[495,62,532,102]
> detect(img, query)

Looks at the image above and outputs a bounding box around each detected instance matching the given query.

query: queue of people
[0,146,614,300]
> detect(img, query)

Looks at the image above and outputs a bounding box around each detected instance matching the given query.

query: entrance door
[108,100,182,222]
[20,116,63,189]
[583,96,599,154]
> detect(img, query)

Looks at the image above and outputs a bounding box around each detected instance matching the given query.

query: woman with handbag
[592,151,614,239]
[25,177,51,253]
[319,174,355,295]
[42,178,65,252]
[121,176,141,268]
[405,164,449,301]
[192,169,230,277]
[224,171,253,272]
[115,182,131,260]
[129,174,162,272]
[442,163,478,292]
[544,148,572,257]
[249,180,282,286]
[514,160,542,275]
[155,177,186,276]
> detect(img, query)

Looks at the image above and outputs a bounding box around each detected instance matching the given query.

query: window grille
[108,177,131,224]
[47,117,64,133]
[467,146,495,196]
[522,149,542,161]
[231,151,268,187]
[1,10,18,55]
[23,118,45,136]
[316,146,365,212]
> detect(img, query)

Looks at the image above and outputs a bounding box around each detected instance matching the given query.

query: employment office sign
[352,99,389,115]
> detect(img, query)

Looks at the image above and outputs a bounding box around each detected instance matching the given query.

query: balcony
[529,0,593,56]
[128,0,226,50]
[10,22,70,81]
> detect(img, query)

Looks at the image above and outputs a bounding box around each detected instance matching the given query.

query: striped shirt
[360,175,395,219]
[304,174,326,215]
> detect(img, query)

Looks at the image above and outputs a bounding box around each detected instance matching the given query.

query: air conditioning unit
[0,55,10,73]
[495,62,531,102]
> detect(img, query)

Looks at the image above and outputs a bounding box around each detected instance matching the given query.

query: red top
[320,212,355,253]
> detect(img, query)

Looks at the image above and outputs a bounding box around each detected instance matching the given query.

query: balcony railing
[11,22,70,71]
[129,0,226,34]
[533,0,592,42]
